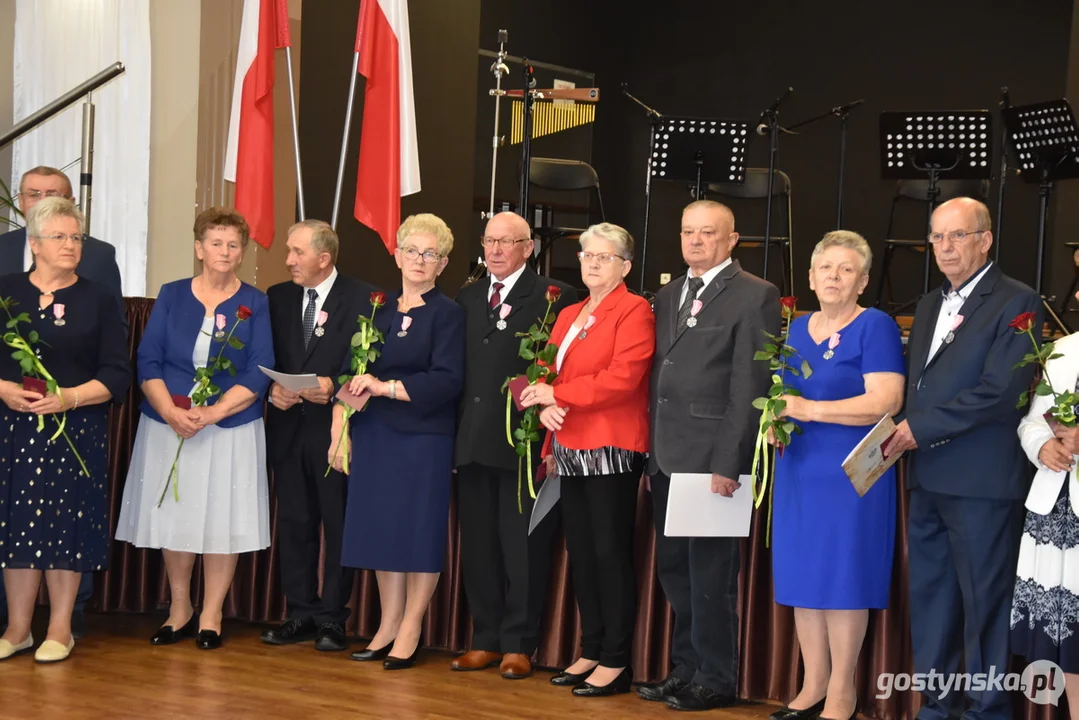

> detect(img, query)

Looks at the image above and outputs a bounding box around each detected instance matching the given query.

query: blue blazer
[137,278,274,428]
[346,286,465,437]
[902,263,1042,500]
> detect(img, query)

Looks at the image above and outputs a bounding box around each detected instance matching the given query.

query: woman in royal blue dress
[769,231,905,720]
[331,213,465,670]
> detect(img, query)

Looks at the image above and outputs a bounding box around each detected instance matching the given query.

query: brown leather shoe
[500,653,533,679]
[451,649,502,671]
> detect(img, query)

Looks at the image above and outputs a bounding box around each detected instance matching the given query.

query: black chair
[707,168,794,296]
[527,158,606,276]
[873,178,990,310]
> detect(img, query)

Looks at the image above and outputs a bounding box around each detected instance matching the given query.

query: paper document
[842,414,900,497]
[258,365,321,391]
[664,473,753,537]
[529,473,561,535]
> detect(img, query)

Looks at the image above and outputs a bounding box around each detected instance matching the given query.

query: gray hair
[579,222,634,260]
[27,196,85,237]
[288,219,339,263]
[810,230,872,275]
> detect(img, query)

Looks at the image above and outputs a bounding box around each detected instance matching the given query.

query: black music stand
[1003,98,1079,336]
[879,110,993,304]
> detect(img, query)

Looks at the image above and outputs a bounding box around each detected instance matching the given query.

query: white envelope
[664,473,753,537]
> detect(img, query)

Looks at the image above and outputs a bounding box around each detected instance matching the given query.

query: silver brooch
[686,317,697,328]
[496,319,507,331]
[314,326,325,337]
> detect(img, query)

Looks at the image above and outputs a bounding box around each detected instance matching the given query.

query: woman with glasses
[520,222,655,697]
[0,198,130,663]
[332,213,465,670]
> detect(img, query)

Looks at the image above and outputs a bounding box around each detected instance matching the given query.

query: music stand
[879,110,993,302]
[1003,98,1079,336]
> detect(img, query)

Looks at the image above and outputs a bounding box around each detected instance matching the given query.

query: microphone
[831,98,865,115]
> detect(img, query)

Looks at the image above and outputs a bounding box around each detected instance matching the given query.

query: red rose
[545,285,562,304]
[236,305,253,321]
[779,296,797,314]
[1009,312,1037,333]
[370,291,387,309]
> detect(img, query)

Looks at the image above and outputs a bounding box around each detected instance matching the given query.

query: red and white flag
[224,0,290,250]
[353,0,421,255]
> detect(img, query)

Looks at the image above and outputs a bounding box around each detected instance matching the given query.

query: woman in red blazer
[520,222,655,697]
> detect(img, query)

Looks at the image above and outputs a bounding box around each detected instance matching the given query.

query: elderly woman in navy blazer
[116,207,274,650]
[332,213,465,670]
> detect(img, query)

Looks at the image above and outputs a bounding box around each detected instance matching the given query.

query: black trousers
[561,469,640,668]
[270,428,354,626]
[650,472,741,695]
[457,463,556,655]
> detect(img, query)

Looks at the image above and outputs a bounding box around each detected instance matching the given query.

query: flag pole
[331,51,360,230]
[284,46,306,220]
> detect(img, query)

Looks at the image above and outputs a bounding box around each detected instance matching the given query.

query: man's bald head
[482,211,535,281]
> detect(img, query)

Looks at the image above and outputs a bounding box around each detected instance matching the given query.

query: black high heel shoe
[196,629,222,650]
[351,641,394,661]
[770,697,827,720]
[383,645,420,670]
[550,668,595,687]
[150,615,197,646]
[572,667,632,697]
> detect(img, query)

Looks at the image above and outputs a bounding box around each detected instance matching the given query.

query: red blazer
[542,283,655,456]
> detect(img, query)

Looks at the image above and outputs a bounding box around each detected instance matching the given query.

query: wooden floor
[2,612,781,719]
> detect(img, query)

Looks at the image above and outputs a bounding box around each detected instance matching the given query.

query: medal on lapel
[823,333,841,360]
[214,313,226,339]
[398,316,413,338]
[943,314,963,345]
[578,315,596,340]
[314,310,328,337]
[53,303,66,327]
[496,303,511,331]
[686,299,703,328]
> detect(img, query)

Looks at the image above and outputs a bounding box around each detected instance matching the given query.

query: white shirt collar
[942,261,992,301]
[684,257,733,295]
[306,266,338,302]
[489,262,527,302]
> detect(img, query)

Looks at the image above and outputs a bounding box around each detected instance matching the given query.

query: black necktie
[676,276,705,334]
[302,288,318,348]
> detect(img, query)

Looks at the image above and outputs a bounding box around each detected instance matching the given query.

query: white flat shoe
[34,636,74,663]
[0,634,33,660]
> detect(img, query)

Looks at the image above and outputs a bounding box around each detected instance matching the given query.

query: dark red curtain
[93,299,1058,720]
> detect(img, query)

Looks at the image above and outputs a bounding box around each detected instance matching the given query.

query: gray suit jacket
[648,260,781,478]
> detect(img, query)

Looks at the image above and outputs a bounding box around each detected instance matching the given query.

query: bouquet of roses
[750,296,812,545]
[502,285,562,513]
[0,297,90,477]
[327,291,386,477]
[1012,311,1076,425]
[158,305,253,506]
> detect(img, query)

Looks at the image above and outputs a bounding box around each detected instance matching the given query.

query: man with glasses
[0,166,124,639]
[886,197,1041,720]
[451,211,575,679]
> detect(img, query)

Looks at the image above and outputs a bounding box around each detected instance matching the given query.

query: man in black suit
[260,219,378,652]
[451,211,576,679]
[641,200,779,711]
[0,165,125,638]
[886,198,1041,720]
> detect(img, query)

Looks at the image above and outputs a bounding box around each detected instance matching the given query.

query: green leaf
[513,428,527,440]
[228,337,244,350]
[46,379,58,395]
[19,358,32,375]
[782,422,796,433]
[753,351,772,362]
[1035,380,1054,396]
[351,332,363,347]
[752,397,769,410]
[515,443,527,458]
[227,366,237,377]
[801,359,813,379]
[772,400,787,417]
[775,426,791,445]
[520,348,536,361]
[338,374,351,385]
[27,331,38,344]
[763,343,778,353]
[525,364,542,383]
[527,431,540,443]
[5,318,16,329]
[368,349,377,362]
[539,344,558,364]
[1017,391,1030,409]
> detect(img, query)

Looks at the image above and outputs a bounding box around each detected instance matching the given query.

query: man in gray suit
[638,200,780,711]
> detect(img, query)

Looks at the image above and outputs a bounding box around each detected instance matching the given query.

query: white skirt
[115,413,270,554]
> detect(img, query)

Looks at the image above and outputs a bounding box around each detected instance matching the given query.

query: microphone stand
[483,29,510,221]
[757,87,793,284]
[622,84,663,292]
[517,61,536,222]
[994,86,1011,263]
[786,98,864,228]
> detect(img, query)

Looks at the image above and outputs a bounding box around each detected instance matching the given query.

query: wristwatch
[389,379,397,400]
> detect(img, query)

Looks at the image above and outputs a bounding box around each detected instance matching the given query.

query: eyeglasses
[400,246,442,264]
[21,190,71,200]
[31,233,84,245]
[577,251,627,264]
[481,236,529,249]
[927,229,988,244]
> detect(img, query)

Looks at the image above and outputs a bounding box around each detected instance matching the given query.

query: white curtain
[11,0,151,296]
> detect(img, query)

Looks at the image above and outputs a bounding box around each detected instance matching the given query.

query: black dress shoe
[260,618,317,645]
[71,609,86,640]
[150,615,197,646]
[383,646,420,670]
[550,669,592,686]
[819,704,859,720]
[351,642,393,661]
[315,623,348,652]
[666,683,737,711]
[572,668,632,697]
[196,629,223,650]
[770,697,827,720]
[638,674,689,701]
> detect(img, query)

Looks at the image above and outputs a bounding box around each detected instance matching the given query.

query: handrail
[0,62,125,150]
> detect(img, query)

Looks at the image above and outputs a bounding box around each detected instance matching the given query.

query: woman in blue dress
[331,213,465,670]
[769,231,905,720]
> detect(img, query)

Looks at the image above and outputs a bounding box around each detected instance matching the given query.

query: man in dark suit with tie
[260,219,378,652]
[0,165,125,638]
[886,197,1041,720]
[641,200,779,711]
[451,211,576,679]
